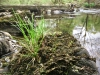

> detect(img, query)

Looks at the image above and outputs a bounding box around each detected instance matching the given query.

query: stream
[0,8,100,74]
[42,8,100,74]
[72,9,100,74]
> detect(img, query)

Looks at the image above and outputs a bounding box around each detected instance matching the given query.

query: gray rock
[76,47,90,57]
[0,31,21,58]
[0,39,12,58]
[0,66,8,73]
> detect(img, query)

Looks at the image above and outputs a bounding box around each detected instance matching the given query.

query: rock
[0,31,22,68]
[0,66,8,73]
[76,47,90,57]
[0,31,14,58]
[0,39,12,58]
[78,58,97,70]
[0,31,12,39]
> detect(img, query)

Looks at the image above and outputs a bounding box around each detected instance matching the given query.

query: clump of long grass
[14,13,46,56]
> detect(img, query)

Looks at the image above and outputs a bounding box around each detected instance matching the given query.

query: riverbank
[0,6,99,75]
[8,32,97,75]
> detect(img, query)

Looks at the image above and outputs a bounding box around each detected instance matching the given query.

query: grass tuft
[14,13,46,57]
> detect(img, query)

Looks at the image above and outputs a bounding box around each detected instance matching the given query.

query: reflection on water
[73,26,100,57]
[80,8,100,14]
[35,9,100,74]
[73,26,100,74]
[72,13,100,74]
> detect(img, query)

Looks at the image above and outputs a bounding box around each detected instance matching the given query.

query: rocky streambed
[0,8,99,75]
[7,32,98,75]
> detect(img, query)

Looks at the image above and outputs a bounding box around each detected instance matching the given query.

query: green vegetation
[56,18,74,34]
[0,0,84,5]
[14,14,46,56]
[84,2,95,8]
[73,14,100,33]
[0,0,99,8]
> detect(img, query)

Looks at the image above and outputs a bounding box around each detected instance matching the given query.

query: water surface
[41,9,100,74]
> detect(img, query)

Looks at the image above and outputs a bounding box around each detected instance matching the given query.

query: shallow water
[1,8,99,74]
[0,7,100,74]
[41,8,100,74]
[72,9,100,74]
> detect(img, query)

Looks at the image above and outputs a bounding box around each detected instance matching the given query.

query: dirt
[7,32,97,75]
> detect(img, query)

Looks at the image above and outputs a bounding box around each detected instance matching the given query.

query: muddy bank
[8,32,97,75]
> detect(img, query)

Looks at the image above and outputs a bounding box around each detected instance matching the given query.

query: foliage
[51,0,65,5]
[84,2,95,8]
[0,0,85,5]
[14,13,46,56]
[0,0,51,5]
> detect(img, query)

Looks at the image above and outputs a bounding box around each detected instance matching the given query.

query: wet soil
[8,32,97,75]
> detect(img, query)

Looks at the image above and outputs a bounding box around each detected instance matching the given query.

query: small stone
[0,62,3,68]
[5,57,10,62]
